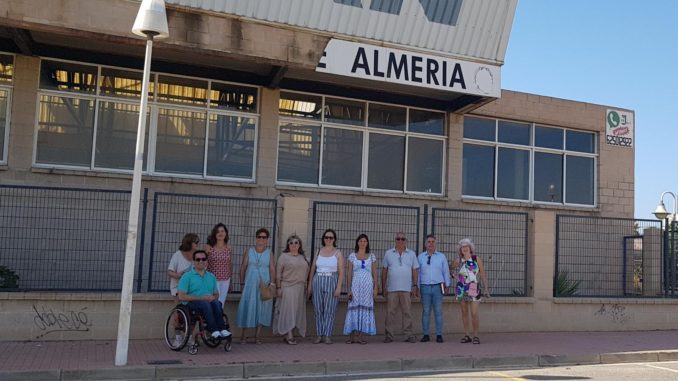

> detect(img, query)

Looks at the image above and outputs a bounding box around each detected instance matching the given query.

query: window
[34,59,259,181]
[462,116,597,206]
[0,53,14,163]
[278,91,446,194]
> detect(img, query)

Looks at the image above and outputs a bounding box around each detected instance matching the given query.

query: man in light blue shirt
[382,232,419,343]
[417,234,450,343]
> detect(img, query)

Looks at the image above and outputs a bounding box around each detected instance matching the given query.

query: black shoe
[420,335,430,342]
[436,335,444,343]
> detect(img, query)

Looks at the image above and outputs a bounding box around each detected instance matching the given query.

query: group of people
[168,224,490,347]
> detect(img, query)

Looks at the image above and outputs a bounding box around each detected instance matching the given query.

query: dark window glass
[566,156,595,205]
[498,120,530,145]
[277,123,320,184]
[206,115,256,178]
[279,92,322,120]
[462,144,494,197]
[535,126,563,149]
[409,109,444,135]
[406,138,443,193]
[40,60,97,93]
[156,75,207,106]
[94,101,149,170]
[209,82,257,112]
[0,54,14,84]
[566,130,595,153]
[534,152,563,203]
[325,97,365,126]
[0,89,7,161]
[36,95,95,166]
[463,116,495,141]
[100,67,146,99]
[368,103,406,131]
[322,128,363,187]
[370,0,403,14]
[497,147,529,200]
[368,134,405,190]
[154,108,206,175]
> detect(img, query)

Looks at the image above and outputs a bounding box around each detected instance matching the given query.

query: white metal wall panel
[165,0,517,64]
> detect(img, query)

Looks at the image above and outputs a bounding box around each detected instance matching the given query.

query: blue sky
[501,0,678,220]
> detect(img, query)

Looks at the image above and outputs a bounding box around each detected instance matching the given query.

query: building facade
[0,0,661,342]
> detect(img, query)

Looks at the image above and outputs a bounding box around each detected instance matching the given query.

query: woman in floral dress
[452,238,490,344]
[343,234,377,344]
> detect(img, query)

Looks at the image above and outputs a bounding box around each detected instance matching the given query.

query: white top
[168,250,192,296]
[316,252,338,273]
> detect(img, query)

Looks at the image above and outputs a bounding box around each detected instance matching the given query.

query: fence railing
[311,201,420,294]
[0,185,131,291]
[146,192,277,293]
[431,208,528,297]
[555,215,663,298]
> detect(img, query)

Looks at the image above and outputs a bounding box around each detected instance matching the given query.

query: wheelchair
[164,304,232,354]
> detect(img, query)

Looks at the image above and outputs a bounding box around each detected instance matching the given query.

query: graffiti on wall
[32,305,92,338]
[594,304,630,324]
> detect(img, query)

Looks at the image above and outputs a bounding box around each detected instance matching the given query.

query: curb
[3,351,678,380]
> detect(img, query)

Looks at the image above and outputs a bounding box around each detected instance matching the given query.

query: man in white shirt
[381,232,419,343]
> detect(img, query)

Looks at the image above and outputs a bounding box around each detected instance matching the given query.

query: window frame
[0,52,15,164]
[462,116,598,207]
[32,57,260,183]
[275,90,447,195]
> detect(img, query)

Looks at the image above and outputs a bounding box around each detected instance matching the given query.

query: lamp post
[115,0,168,366]
[653,191,677,298]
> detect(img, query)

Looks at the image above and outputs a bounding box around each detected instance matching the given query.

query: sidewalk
[2,331,678,380]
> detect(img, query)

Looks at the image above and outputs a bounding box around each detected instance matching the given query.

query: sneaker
[420,335,430,342]
[383,337,393,343]
[220,329,232,337]
[211,331,222,338]
[187,335,195,346]
[173,336,184,347]
[436,335,444,343]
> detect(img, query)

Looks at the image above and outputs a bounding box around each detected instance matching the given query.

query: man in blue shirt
[177,250,231,338]
[417,234,450,343]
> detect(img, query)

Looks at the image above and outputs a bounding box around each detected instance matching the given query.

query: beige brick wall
[2,292,677,341]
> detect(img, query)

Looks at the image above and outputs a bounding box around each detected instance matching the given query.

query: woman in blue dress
[236,228,276,344]
[343,234,377,344]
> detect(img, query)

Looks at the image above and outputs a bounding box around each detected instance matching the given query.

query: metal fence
[431,208,528,296]
[555,215,663,297]
[0,185,131,291]
[311,201,420,294]
[146,192,277,293]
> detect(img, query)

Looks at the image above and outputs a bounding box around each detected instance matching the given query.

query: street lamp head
[654,200,669,220]
[132,0,169,39]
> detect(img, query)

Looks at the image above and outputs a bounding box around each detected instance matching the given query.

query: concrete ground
[2,330,678,380]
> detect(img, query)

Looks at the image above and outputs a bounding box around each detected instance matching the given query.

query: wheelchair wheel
[188,343,198,355]
[202,333,222,348]
[164,305,190,351]
[224,336,232,352]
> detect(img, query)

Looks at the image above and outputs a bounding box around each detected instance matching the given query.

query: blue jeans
[187,300,226,333]
[421,284,443,336]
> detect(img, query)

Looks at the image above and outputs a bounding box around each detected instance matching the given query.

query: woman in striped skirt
[307,228,344,344]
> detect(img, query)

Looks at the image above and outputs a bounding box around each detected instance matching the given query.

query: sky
[501,0,678,220]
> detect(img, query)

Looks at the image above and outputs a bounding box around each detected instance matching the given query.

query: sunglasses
[289,241,300,245]
[361,259,365,269]
[194,257,208,262]
[395,237,406,241]
[323,236,335,240]
[256,235,269,239]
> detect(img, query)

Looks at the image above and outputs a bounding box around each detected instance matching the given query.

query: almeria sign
[317,39,501,98]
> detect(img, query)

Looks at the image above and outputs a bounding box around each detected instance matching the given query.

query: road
[278,360,678,381]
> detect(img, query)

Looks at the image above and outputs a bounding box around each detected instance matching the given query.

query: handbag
[256,252,274,301]
[259,279,273,301]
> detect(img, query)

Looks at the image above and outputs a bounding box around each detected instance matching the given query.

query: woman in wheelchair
[167,250,232,353]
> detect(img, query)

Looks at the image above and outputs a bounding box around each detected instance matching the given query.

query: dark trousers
[187,300,226,333]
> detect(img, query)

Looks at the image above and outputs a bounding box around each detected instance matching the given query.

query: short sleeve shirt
[382,248,419,292]
[168,250,192,296]
[177,268,218,304]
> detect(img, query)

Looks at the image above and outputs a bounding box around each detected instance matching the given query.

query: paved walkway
[2,331,678,380]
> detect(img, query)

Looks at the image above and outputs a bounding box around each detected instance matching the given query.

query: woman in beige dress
[273,235,310,345]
